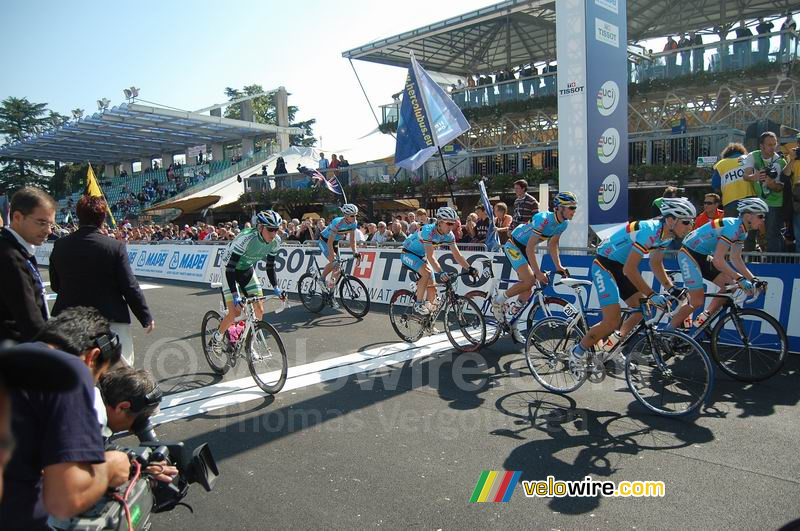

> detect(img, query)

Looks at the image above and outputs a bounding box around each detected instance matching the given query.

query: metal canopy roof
[342,0,796,75]
[0,102,304,163]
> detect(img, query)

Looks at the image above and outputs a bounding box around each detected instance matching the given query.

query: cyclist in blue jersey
[569,198,697,369]
[401,206,478,315]
[492,191,578,342]
[670,197,767,330]
[319,204,362,296]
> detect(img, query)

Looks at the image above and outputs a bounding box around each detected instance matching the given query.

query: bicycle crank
[587,360,607,383]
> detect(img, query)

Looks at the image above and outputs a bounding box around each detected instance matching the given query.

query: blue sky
[0,0,495,158]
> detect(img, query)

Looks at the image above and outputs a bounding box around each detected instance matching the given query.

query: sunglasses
[679,219,694,226]
[566,206,577,210]
[443,221,456,226]
[755,214,766,219]
[264,227,278,233]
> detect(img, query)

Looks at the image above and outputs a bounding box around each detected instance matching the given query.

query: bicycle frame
[219,294,284,360]
[408,272,473,330]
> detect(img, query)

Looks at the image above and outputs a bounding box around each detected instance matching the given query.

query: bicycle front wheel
[201,310,229,374]
[626,330,713,417]
[297,272,325,313]
[389,289,426,343]
[246,321,288,394]
[444,295,485,352]
[339,275,370,318]
[710,308,787,382]
[526,296,570,333]
[464,290,502,346]
[525,316,586,393]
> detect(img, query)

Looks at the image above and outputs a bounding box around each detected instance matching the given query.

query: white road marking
[45,283,162,300]
[150,332,469,427]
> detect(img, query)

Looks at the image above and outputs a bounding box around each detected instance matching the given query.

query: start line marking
[44,283,162,300]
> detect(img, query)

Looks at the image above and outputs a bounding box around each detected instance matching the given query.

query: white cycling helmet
[658,197,696,219]
[255,210,282,229]
[341,203,359,216]
[736,197,768,215]
[435,206,458,221]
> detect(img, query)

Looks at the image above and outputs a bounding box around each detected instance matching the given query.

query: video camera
[59,436,219,530]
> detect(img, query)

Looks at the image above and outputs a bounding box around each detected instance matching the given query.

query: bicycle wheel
[444,295,485,352]
[201,310,229,374]
[338,275,370,318]
[297,272,325,313]
[246,321,288,394]
[710,308,787,382]
[625,329,713,417]
[525,316,586,393]
[389,289,426,343]
[464,290,502,347]
[526,296,570,334]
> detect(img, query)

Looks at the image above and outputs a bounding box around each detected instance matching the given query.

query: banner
[85,163,117,228]
[395,53,470,171]
[35,242,800,351]
[478,180,500,252]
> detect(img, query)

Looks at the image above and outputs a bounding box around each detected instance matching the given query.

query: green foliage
[223,84,316,147]
[50,163,95,199]
[0,96,69,193]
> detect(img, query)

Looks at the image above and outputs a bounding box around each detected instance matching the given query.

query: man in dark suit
[49,195,154,366]
[0,187,57,345]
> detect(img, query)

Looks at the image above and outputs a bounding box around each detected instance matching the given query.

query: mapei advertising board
[36,242,800,351]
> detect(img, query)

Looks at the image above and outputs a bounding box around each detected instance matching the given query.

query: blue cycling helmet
[553,191,578,208]
[255,210,282,229]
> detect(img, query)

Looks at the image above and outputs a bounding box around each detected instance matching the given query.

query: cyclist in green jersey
[210,210,284,355]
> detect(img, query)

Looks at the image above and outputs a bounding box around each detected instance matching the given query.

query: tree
[0,97,69,193]
[223,84,317,147]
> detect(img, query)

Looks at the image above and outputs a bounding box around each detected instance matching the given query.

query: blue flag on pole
[479,180,500,252]
[395,53,470,171]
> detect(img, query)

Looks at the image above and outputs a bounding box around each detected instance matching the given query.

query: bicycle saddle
[556,278,592,289]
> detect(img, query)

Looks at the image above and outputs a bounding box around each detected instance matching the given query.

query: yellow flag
[85,163,117,227]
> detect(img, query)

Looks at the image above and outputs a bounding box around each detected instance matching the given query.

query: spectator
[415,208,429,225]
[690,32,704,72]
[742,131,787,252]
[0,341,84,501]
[0,187,56,344]
[391,220,407,242]
[406,211,416,224]
[756,17,774,64]
[372,221,389,243]
[338,154,350,187]
[780,12,797,62]
[733,21,753,68]
[678,34,692,74]
[296,220,314,242]
[365,223,378,241]
[510,179,539,229]
[712,142,751,216]
[664,35,678,75]
[462,213,478,243]
[408,222,420,234]
[782,138,800,247]
[318,152,329,171]
[313,218,326,240]
[474,205,490,243]
[0,308,131,527]
[494,201,513,244]
[695,193,724,227]
[49,196,154,365]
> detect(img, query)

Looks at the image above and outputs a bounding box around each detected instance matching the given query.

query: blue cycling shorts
[591,257,637,308]
[317,240,336,262]
[678,247,720,291]
[502,240,529,271]
[400,250,426,273]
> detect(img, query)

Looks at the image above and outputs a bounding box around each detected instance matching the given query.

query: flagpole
[437,146,457,206]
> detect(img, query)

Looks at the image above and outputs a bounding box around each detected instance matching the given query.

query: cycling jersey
[596,219,673,264]
[510,211,569,246]
[220,227,281,302]
[321,216,358,242]
[682,217,745,256]
[402,223,455,257]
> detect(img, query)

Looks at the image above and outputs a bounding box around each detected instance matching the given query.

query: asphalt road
[42,272,800,530]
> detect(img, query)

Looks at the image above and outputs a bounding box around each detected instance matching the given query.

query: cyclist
[670,197,767,330]
[492,191,578,342]
[210,210,284,354]
[401,206,478,315]
[569,197,697,368]
[319,204,362,303]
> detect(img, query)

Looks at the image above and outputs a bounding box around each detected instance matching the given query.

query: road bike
[464,258,571,346]
[388,270,485,352]
[201,284,288,394]
[525,277,714,417]
[297,254,370,318]
[660,270,787,382]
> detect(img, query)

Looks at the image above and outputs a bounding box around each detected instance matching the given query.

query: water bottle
[602,331,622,352]
[694,311,710,328]
[227,321,246,345]
[432,294,444,312]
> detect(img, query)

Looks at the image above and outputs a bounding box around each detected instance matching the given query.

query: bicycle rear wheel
[444,295,485,352]
[526,296,570,332]
[626,330,713,417]
[389,289,426,343]
[201,310,229,374]
[464,290,502,346]
[525,316,586,393]
[339,275,370,318]
[297,272,325,313]
[710,308,787,382]
[246,321,288,394]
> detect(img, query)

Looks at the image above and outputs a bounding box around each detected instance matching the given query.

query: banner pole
[437,147,457,206]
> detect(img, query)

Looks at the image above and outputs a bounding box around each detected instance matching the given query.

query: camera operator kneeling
[0,307,131,530]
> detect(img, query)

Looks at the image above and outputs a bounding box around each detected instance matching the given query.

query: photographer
[782,138,800,249]
[742,131,788,252]
[98,367,178,484]
[0,307,131,529]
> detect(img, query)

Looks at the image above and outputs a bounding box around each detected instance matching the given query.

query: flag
[479,180,500,252]
[395,52,470,171]
[299,166,347,201]
[85,163,116,227]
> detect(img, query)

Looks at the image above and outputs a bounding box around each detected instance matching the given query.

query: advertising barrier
[36,242,799,351]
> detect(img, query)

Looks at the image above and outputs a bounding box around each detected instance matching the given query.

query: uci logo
[597,174,620,211]
[169,251,181,270]
[596,80,619,116]
[137,251,147,267]
[593,268,607,293]
[596,127,620,163]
